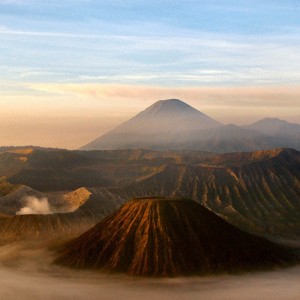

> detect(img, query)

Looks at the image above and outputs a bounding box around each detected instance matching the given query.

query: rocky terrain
[0,184,124,243]
[115,148,300,239]
[1,146,300,241]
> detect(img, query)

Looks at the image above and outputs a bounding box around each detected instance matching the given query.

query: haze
[2,268,300,300]
[1,1,300,148]
[1,246,300,300]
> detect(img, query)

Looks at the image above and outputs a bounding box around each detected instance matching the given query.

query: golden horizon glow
[1,83,299,149]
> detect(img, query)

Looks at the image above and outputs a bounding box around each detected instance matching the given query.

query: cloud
[1,23,300,86]
[0,27,104,39]
[26,83,300,108]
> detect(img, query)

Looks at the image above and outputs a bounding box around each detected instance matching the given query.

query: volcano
[55,197,294,277]
[81,99,222,150]
[80,99,300,152]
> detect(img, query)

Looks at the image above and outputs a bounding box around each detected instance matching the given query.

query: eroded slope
[56,198,294,276]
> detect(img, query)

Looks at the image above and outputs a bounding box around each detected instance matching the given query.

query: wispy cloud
[0,1,299,149]
[26,83,300,108]
[1,8,299,88]
[0,27,145,40]
[1,25,300,86]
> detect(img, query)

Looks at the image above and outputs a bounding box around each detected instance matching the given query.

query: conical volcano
[55,197,294,276]
[81,99,222,150]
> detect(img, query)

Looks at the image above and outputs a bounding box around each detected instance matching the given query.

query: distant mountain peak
[138,99,203,118]
[81,99,222,150]
[151,98,187,105]
[264,117,281,121]
[247,117,300,127]
[147,98,194,109]
[245,117,300,138]
[80,98,300,151]
[253,117,288,124]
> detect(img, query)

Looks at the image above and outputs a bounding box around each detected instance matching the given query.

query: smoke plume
[16,196,53,215]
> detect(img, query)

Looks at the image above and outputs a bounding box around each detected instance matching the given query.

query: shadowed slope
[0,213,94,244]
[2,148,197,191]
[0,181,44,215]
[55,198,294,277]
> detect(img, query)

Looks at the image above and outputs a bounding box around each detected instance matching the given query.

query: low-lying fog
[0,243,300,300]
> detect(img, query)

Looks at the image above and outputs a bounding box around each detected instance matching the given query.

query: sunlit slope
[114,149,300,238]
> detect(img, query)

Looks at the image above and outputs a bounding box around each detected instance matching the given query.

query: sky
[0,0,300,149]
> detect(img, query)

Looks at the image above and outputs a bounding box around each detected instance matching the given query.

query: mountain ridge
[1,147,300,240]
[80,99,300,152]
[112,147,300,239]
[244,117,300,136]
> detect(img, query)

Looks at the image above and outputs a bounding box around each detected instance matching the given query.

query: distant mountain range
[81,99,300,152]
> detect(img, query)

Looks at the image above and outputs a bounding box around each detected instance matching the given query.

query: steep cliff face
[55,198,294,277]
[1,147,300,240]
